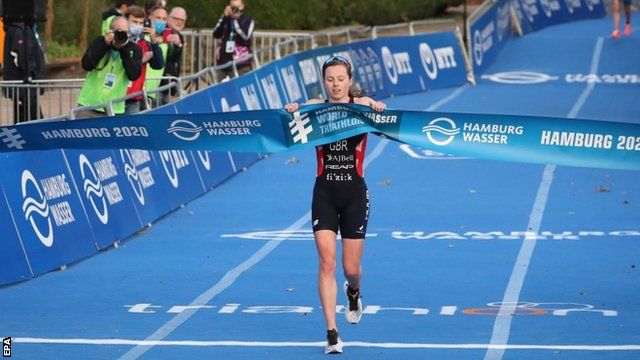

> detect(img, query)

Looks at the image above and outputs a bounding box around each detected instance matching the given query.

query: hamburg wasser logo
[289,112,314,144]
[167,119,202,141]
[422,118,460,146]
[21,170,54,247]
[79,154,109,225]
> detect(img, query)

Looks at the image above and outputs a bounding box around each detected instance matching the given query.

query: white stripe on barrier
[14,337,640,351]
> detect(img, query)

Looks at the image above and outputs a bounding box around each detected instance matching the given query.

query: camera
[144,18,151,28]
[113,29,130,46]
[231,5,240,13]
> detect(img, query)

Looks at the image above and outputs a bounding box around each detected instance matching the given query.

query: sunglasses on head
[324,55,351,69]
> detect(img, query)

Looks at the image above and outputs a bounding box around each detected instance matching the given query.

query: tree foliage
[50,0,462,45]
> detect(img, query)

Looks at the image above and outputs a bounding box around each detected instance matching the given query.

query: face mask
[154,20,166,34]
[129,24,143,37]
[161,0,167,7]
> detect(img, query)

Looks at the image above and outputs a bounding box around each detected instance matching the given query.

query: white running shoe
[324,329,343,354]
[343,281,363,324]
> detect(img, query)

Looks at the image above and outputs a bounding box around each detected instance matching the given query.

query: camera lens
[114,29,129,45]
[231,6,239,13]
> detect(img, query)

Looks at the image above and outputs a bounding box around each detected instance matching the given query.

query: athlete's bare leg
[342,238,364,289]
[315,230,338,330]
[613,0,621,33]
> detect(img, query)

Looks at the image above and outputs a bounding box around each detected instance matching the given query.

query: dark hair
[125,5,146,19]
[148,5,168,18]
[116,0,138,8]
[144,0,163,14]
[322,58,366,98]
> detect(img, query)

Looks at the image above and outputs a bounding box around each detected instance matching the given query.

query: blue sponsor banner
[513,0,605,34]
[0,150,97,276]
[173,89,215,114]
[113,149,178,224]
[565,0,606,19]
[348,40,387,98]
[208,80,244,113]
[190,150,237,189]
[0,185,33,284]
[206,79,263,169]
[294,48,326,101]
[275,55,308,104]
[255,62,289,109]
[146,103,179,115]
[152,149,207,208]
[372,32,468,96]
[63,149,144,249]
[234,73,267,111]
[470,0,514,74]
[2,105,639,171]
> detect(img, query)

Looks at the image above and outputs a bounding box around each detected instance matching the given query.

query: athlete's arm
[354,96,386,112]
[284,99,323,113]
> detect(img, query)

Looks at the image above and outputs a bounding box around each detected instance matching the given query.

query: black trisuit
[312,97,370,239]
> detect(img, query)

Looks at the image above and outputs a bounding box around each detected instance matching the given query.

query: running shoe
[343,281,363,324]
[624,24,632,36]
[324,329,343,354]
[611,30,621,38]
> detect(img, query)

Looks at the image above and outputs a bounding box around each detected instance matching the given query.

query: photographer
[143,6,170,106]
[158,7,187,105]
[124,6,164,114]
[213,0,255,82]
[102,0,138,35]
[76,16,142,118]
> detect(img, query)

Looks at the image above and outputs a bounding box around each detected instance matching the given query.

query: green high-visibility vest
[145,42,168,99]
[77,50,130,114]
[102,15,115,36]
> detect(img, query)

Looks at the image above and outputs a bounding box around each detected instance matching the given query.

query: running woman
[285,56,386,354]
[611,0,633,38]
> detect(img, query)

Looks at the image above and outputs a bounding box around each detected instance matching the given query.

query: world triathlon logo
[422,117,461,146]
[289,112,313,144]
[0,127,26,149]
[21,170,54,247]
[167,119,202,141]
[79,154,109,225]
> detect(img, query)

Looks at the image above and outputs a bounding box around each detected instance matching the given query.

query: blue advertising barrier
[173,89,215,114]
[0,150,98,276]
[470,0,514,74]
[190,150,237,190]
[349,41,387,98]
[512,0,605,34]
[155,149,208,201]
[294,48,326,101]
[372,33,469,96]
[0,185,32,284]
[63,149,144,250]
[0,27,514,285]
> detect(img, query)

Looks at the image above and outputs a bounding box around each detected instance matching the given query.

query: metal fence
[0,18,460,125]
[0,79,84,126]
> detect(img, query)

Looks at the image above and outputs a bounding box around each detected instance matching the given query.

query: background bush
[48,0,462,46]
